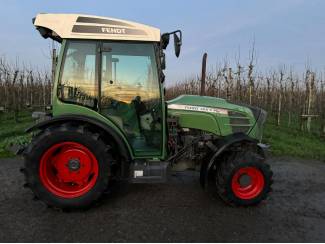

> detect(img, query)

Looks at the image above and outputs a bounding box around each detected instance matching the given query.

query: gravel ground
[0,157,324,242]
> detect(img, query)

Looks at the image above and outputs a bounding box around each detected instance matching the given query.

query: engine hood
[166,95,265,140]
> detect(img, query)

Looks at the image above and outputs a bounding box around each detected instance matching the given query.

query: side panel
[168,110,221,135]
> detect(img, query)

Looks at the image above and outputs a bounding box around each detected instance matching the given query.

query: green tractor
[22,13,272,209]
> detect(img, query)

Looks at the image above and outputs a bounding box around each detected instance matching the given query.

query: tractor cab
[33,13,181,157]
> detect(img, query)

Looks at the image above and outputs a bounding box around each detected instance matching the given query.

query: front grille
[228,111,252,134]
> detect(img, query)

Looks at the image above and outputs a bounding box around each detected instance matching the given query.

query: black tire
[214,150,273,206]
[23,123,112,210]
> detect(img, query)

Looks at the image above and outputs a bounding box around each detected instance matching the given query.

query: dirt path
[0,157,324,242]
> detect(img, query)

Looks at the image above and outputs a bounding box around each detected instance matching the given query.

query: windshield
[101,42,160,104]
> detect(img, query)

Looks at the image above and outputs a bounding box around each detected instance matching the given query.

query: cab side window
[58,41,98,109]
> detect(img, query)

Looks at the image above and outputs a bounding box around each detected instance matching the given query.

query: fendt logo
[101,27,126,34]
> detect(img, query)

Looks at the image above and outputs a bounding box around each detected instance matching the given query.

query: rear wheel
[23,123,112,210]
[215,150,272,206]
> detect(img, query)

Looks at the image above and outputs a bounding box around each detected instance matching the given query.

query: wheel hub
[238,174,251,187]
[231,166,265,200]
[39,142,99,198]
[67,158,81,171]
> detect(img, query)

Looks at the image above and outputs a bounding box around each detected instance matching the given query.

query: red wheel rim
[39,142,99,199]
[231,167,265,200]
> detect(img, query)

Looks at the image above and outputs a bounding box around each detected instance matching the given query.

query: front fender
[200,133,260,188]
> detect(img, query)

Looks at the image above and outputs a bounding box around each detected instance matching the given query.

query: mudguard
[200,132,265,188]
[25,114,131,161]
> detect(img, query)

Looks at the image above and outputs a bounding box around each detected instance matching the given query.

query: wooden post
[288,71,294,127]
[42,73,46,111]
[227,67,233,100]
[277,70,284,126]
[200,53,207,96]
[248,41,255,105]
[236,64,242,102]
[29,71,34,108]
[306,72,315,132]
[12,70,19,123]
[321,79,325,138]
[248,64,254,105]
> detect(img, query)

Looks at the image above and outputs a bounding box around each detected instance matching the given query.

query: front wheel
[215,151,273,206]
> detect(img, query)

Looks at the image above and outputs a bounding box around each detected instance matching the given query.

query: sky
[0,0,325,85]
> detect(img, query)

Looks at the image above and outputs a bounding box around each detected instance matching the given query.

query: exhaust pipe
[200,53,207,96]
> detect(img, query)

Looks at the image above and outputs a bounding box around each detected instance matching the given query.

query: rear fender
[25,114,132,162]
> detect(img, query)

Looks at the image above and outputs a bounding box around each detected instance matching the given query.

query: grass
[263,119,325,162]
[0,111,324,161]
[0,111,34,158]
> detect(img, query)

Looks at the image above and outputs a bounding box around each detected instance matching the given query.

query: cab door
[99,42,163,157]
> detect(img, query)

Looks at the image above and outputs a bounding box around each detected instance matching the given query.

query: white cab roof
[33,13,161,42]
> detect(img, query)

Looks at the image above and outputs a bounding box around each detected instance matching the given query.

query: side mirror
[173,32,182,58]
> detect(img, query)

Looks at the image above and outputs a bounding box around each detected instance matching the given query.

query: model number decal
[168,104,228,115]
